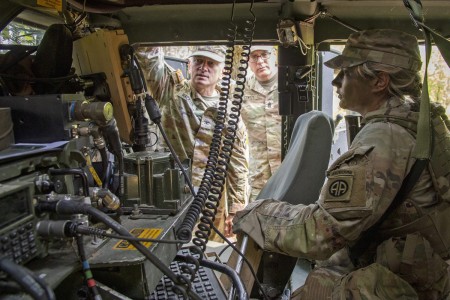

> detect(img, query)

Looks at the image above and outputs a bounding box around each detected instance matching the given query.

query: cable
[36,200,202,300]
[173,1,242,293]
[75,235,102,300]
[99,147,110,188]
[148,130,159,147]
[0,256,56,300]
[99,118,125,197]
[211,223,269,300]
[215,241,236,262]
[322,11,360,32]
[177,0,255,250]
[0,280,22,294]
[172,1,263,299]
[36,220,189,247]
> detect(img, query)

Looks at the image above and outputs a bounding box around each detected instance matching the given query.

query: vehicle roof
[2,0,449,44]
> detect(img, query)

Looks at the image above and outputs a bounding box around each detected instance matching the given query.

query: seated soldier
[233,29,450,299]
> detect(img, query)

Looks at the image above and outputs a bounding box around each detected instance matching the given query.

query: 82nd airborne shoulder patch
[325,169,353,202]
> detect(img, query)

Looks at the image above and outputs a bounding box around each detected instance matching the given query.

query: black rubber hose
[0,280,22,294]
[0,257,55,300]
[99,147,110,188]
[100,118,124,197]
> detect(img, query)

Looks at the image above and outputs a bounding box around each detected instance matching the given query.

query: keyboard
[150,248,226,299]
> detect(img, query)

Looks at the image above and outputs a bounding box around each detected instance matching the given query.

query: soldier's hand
[224,214,235,238]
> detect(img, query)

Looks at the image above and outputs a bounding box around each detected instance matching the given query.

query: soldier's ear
[372,72,390,93]
[187,59,193,73]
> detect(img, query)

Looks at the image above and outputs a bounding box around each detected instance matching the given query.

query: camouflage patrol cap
[324,29,422,71]
[250,45,274,53]
[190,45,226,63]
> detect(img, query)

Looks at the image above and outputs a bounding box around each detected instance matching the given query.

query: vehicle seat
[256,110,334,204]
[251,110,334,297]
[32,24,73,94]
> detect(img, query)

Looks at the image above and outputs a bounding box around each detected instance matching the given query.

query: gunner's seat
[256,110,334,204]
[231,110,334,298]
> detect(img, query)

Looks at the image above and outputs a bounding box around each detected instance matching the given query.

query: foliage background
[2,22,449,114]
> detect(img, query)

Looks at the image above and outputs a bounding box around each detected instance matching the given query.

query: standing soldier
[137,46,249,241]
[242,46,282,201]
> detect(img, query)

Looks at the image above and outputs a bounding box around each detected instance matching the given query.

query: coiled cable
[174,1,256,299]
[177,0,255,251]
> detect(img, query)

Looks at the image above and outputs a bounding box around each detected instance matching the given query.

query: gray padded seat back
[256,110,334,205]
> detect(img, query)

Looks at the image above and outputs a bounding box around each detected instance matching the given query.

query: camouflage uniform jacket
[242,74,282,201]
[138,50,249,215]
[233,97,443,261]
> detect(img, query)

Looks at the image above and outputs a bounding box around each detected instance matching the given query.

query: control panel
[0,182,39,265]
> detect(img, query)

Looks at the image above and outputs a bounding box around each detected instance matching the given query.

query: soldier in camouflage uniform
[233,29,450,299]
[242,46,282,201]
[137,46,249,241]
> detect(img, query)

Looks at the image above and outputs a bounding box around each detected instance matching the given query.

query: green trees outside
[428,50,450,110]
[1,22,448,113]
[0,21,44,48]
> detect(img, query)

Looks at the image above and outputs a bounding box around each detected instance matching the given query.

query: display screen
[0,189,30,229]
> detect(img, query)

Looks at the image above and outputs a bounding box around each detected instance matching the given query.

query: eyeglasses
[249,52,271,63]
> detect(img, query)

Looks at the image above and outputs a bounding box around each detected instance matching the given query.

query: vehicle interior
[0,0,448,299]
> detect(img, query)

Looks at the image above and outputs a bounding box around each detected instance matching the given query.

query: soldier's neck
[197,86,217,97]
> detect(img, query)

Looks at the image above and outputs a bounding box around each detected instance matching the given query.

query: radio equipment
[0,182,39,265]
[122,151,191,214]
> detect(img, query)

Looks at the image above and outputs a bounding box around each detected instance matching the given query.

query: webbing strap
[403,0,450,159]
[421,24,450,68]
[415,29,432,159]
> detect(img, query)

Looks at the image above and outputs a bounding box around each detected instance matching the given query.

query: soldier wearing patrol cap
[242,45,282,201]
[233,29,450,299]
[137,46,249,242]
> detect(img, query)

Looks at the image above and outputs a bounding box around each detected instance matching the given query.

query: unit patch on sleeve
[324,170,354,202]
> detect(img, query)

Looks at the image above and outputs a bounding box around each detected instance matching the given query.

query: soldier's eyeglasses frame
[249,52,271,63]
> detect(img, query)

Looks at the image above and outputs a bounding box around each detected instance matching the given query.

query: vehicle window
[0,21,45,51]
[328,44,450,119]
[136,45,263,81]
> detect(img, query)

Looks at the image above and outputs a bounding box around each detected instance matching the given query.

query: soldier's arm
[135,47,173,101]
[226,122,250,216]
[233,122,416,260]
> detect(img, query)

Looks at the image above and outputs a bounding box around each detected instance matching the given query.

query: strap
[349,159,428,265]
[403,0,450,159]
[420,23,450,68]
[402,0,450,67]
[415,29,432,159]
